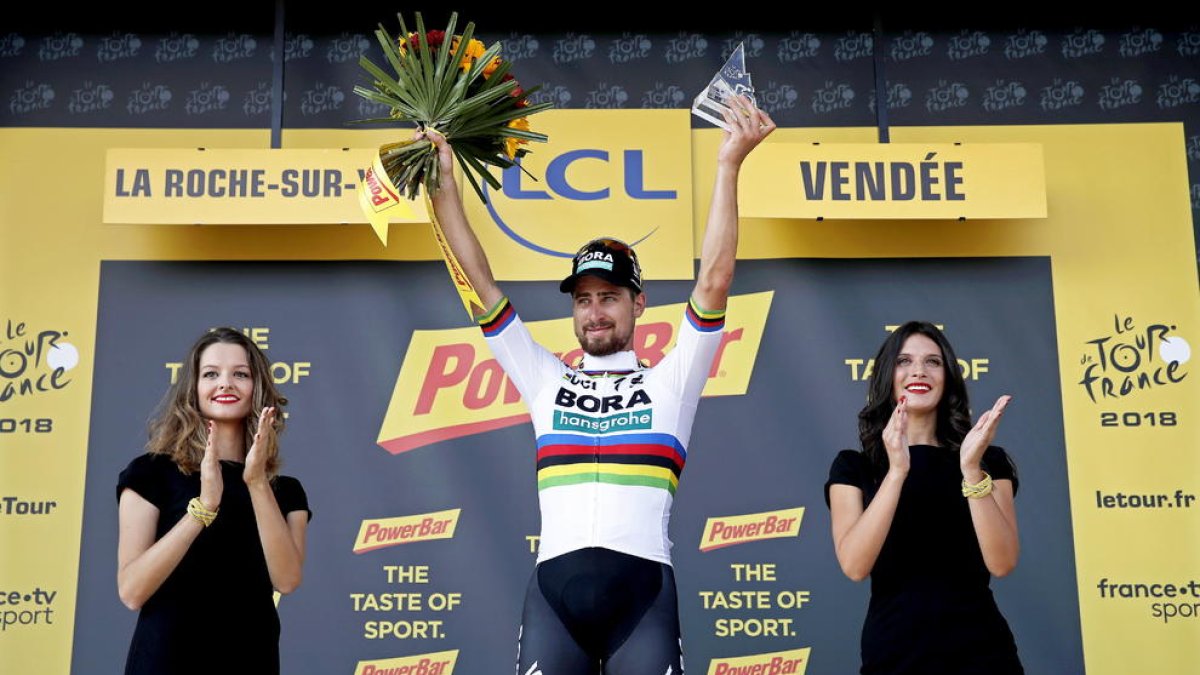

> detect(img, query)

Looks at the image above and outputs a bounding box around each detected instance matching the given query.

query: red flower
[407,30,446,51]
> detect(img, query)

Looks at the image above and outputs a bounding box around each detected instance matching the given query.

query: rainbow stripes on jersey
[686,298,725,332]
[536,432,686,495]
[477,297,516,337]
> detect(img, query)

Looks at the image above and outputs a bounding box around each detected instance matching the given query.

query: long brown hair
[858,321,973,475]
[146,327,287,477]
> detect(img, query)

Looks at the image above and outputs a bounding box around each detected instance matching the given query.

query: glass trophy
[691,41,757,130]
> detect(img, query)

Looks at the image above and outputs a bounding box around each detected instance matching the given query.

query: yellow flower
[503,117,532,159]
[450,37,488,71]
[397,32,416,55]
[482,56,502,77]
[463,38,486,59]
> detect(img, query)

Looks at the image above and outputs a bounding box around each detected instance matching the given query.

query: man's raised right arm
[421,131,564,401]
[422,130,504,316]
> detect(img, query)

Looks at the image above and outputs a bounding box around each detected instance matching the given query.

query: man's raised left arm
[692,95,776,313]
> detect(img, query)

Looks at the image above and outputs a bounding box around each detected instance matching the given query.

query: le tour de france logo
[1078,313,1190,428]
[1,319,79,403]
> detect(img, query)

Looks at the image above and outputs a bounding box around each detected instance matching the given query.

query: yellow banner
[739,142,1046,219]
[377,292,774,454]
[1060,308,1197,671]
[464,109,695,280]
[103,148,426,225]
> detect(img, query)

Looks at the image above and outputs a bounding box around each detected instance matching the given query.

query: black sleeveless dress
[825,445,1023,675]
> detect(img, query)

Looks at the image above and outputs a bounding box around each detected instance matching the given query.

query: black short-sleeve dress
[117,453,311,675]
[825,445,1023,675]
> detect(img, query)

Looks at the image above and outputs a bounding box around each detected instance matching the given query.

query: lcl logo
[485,149,676,256]
[501,149,676,201]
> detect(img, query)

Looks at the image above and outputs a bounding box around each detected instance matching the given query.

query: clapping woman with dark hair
[116,327,310,675]
[826,321,1023,674]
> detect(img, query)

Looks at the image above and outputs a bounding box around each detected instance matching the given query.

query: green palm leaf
[352,11,553,202]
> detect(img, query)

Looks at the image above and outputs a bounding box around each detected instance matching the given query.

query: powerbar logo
[554,409,652,433]
[700,508,804,551]
[353,509,460,554]
[708,647,810,675]
[362,165,399,211]
[378,291,774,454]
[355,650,458,675]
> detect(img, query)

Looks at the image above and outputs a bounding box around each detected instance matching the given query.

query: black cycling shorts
[515,547,684,674]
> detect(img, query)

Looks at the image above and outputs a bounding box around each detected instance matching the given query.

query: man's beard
[577,324,632,357]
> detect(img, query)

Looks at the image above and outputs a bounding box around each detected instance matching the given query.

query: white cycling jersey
[478,296,726,565]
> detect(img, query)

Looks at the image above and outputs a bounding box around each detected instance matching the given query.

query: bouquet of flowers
[353,11,552,202]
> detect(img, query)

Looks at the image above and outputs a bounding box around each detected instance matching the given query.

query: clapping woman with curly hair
[116,327,311,675]
[826,322,1023,674]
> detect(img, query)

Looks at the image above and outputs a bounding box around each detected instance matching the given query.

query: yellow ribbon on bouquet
[357,140,483,319]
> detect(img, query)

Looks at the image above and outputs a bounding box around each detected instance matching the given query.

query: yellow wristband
[187,497,218,527]
[961,472,993,499]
